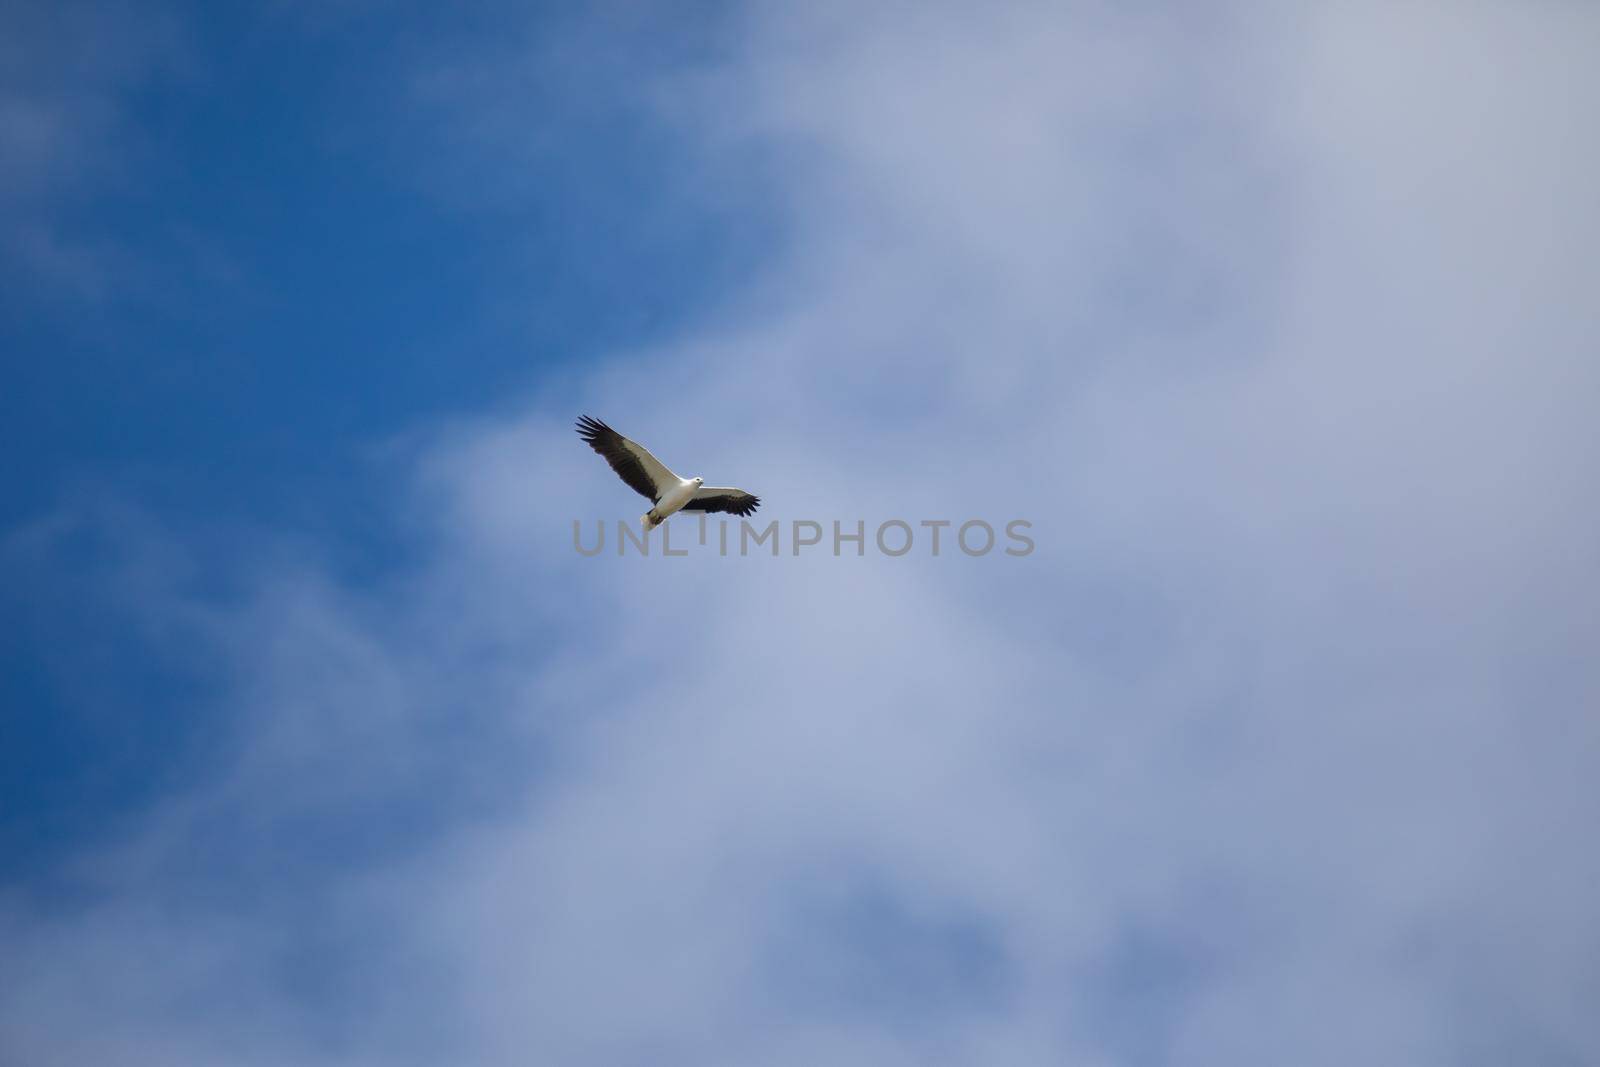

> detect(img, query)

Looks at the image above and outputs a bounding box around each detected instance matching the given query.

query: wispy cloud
[0,0,188,297]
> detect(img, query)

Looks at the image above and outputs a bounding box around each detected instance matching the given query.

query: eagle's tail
[641,509,662,531]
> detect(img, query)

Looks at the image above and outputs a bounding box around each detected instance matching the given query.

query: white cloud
[4,1,1597,1064]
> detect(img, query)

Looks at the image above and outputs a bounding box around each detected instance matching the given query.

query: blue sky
[4,1,1599,1064]
[3,0,765,872]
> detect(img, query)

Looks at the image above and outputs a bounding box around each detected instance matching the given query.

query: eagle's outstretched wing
[575,416,681,503]
[681,487,761,517]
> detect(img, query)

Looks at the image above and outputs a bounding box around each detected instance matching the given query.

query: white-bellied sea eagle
[576,415,761,529]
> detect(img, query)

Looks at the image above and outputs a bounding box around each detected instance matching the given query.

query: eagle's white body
[645,476,704,530]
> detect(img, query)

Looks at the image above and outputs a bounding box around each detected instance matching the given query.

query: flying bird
[576,415,761,530]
